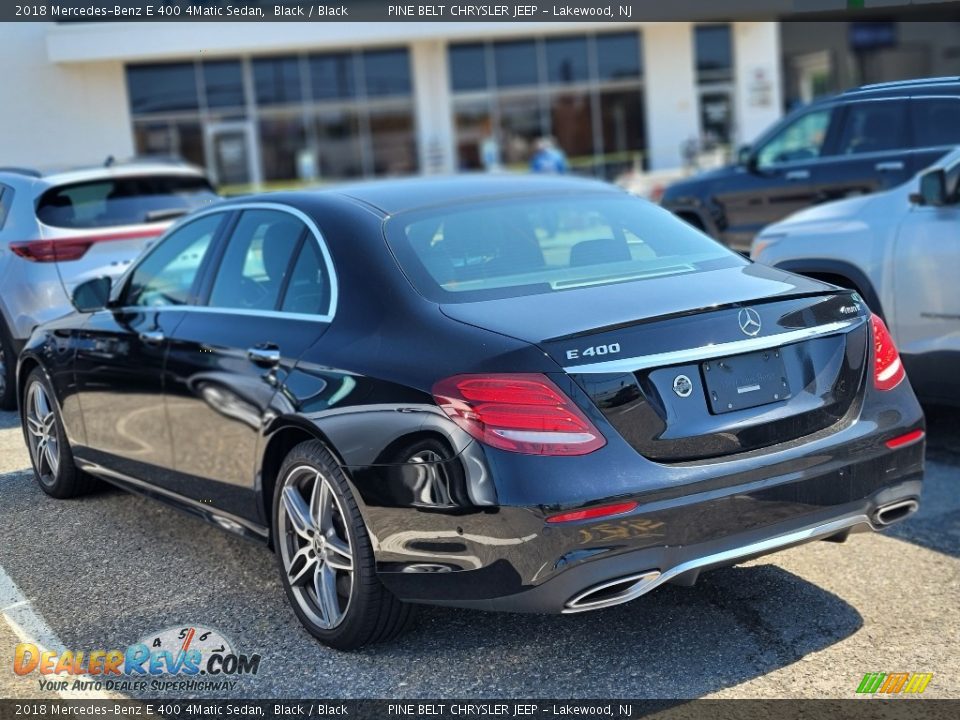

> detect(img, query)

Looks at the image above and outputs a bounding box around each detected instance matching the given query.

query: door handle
[875,161,904,172]
[785,169,810,181]
[139,330,165,345]
[247,345,281,367]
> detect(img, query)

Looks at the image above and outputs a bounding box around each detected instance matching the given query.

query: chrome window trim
[564,318,862,374]
[113,202,339,323]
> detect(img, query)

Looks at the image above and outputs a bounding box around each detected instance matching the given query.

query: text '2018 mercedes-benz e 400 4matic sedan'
[18,176,924,649]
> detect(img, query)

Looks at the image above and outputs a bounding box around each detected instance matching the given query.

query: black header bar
[6,0,960,23]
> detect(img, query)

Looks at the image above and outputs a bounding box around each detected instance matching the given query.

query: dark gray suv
[662,76,960,252]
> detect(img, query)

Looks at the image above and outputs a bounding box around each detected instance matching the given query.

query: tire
[272,439,417,650]
[0,319,17,411]
[22,368,97,498]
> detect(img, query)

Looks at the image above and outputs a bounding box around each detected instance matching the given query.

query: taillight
[870,314,905,391]
[11,239,94,262]
[432,373,606,456]
[9,228,163,263]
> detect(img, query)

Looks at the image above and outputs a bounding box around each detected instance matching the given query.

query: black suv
[661,76,960,251]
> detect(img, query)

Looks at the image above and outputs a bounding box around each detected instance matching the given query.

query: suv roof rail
[0,166,42,178]
[117,154,194,166]
[848,76,960,92]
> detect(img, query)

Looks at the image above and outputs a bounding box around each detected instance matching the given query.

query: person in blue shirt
[530,137,568,174]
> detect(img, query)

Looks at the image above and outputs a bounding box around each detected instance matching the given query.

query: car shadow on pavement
[388,564,864,698]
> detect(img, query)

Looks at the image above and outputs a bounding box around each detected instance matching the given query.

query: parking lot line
[0,564,118,700]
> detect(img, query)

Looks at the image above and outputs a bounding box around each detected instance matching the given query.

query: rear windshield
[37,175,217,229]
[385,192,745,303]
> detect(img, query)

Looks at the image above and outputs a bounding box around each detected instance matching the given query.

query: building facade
[1,21,784,187]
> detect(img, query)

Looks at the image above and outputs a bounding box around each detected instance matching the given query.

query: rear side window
[280,240,331,315]
[125,213,223,307]
[36,175,216,229]
[911,98,960,148]
[208,210,306,311]
[835,101,907,155]
[386,193,744,303]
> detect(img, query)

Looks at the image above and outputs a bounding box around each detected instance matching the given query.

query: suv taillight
[10,229,163,263]
[871,314,905,391]
[11,239,93,262]
[432,374,606,456]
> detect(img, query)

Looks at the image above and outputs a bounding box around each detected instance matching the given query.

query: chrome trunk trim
[563,318,861,374]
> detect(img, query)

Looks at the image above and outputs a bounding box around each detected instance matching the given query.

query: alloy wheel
[278,465,355,630]
[25,381,60,486]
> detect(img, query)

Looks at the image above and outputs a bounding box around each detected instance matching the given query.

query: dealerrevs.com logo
[13,625,261,694]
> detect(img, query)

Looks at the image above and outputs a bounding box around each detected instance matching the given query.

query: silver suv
[0,162,217,408]
[752,147,960,406]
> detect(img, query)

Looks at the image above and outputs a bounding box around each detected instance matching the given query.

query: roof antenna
[104,155,115,168]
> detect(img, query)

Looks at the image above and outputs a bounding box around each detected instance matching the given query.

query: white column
[732,21,784,146]
[642,23,699,171]
[0,24,134,169]
[410,40,455,175]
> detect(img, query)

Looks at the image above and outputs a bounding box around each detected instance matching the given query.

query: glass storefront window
[202,61,245,109]
[599,89,644,176]
[451,32,647,177]
[449,43,488,92]
[545,37,589,85]
[454,100,494,170]
[369,107,417,175]
[314,109,365,180]
[127,63,199,114]
[364,49,412,97]
[596,33,642,81]
[695,25,733,82]
[493,40,539,88]
[253,57,303,105]
[258,115,309,182]
[550,92,594,164]
[309,53,355,100]
[498,96,542,166]
[132,120,204,167]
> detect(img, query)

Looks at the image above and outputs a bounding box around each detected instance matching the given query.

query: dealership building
[2,9,959,187]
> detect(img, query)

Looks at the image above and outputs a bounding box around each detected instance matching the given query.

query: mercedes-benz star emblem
[673,374,693,398]
[738,307,762,337]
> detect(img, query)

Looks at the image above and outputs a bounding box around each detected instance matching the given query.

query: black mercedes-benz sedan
[18,175,924,650]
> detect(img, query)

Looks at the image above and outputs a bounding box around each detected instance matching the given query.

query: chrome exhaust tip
[563,571,661,613]
[873,499,919,527]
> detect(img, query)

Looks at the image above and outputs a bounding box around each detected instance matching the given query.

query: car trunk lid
[440,265,869,461]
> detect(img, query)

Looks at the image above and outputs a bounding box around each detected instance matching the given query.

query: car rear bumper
[372,443,924,613]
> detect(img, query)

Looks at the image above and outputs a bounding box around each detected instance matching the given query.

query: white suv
[752,147,960,406]
[0,162,217,408]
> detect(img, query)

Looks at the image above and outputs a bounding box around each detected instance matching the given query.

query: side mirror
[737,145,759,172]
[910,168,948,207]
[72,276,112,312]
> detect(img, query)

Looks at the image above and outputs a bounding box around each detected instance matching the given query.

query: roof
[842,76,960,99]
[322,173,623,215]
[0,161,206,188]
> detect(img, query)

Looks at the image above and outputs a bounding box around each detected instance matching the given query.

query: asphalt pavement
[0,406,957,700]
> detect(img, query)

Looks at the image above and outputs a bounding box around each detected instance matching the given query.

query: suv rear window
[385,192,745,303]
[36,175,216,229]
